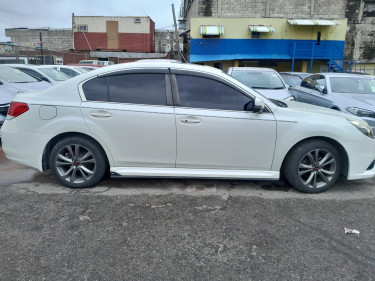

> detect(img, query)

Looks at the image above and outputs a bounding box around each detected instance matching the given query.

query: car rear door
[80,69,176,168]
[171,70,276,170]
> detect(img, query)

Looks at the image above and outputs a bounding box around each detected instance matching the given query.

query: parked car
[7,64,70,85]
[44,65,86,78]
[227,67,294,100]
[291,73,375,131]
[1,62,375,193]
[279,73,303,87]
[0,65,51,127]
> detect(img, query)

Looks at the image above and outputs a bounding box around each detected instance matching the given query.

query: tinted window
[176,75,252,111]
[18,68,44,80]
[109,74,166,105]
[60,68,79,77]
[82,77,108,101]
[330,77,375,94]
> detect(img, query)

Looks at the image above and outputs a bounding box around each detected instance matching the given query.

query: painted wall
[189,17,347,63]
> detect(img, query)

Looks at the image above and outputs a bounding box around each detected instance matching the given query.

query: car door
[80,69,176,168]
[172,71,277,170]
[292,76,315,103]
[307,75,332,108]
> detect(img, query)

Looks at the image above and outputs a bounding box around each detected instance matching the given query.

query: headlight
[284,95,295,101]
[346,107,375,118]
[347,119,374,139]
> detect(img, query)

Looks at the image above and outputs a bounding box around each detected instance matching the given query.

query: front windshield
[0,66,39,83]
[280,75,302,87]
[330,77,375,94]
[231,70,285,89]
[38,68,69,81]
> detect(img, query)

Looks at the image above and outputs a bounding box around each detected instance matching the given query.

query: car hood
[333,92,375,108]
[8,81,51,93]
[281,100,355,120]
[255,88,291,100]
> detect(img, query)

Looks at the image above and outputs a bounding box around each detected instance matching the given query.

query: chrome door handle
[90,110,112,118]
[180,116,202,124]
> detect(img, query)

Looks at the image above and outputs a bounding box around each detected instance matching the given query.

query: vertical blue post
[310,42,315,73]
[328,45,332,72]
[292,42,296,72]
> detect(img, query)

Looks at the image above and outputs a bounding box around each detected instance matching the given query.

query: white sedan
[1,62,375,193]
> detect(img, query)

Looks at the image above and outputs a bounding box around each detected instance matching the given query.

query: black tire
[284,140,342,193]
[49,136,107,188]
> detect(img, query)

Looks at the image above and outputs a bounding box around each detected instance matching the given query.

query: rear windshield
[0,66,39,83]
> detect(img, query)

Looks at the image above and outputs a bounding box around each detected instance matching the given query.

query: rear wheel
[49,137,106,188]
[284,140,342,193]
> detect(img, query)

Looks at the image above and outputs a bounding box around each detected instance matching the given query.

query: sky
[0,0,182,41]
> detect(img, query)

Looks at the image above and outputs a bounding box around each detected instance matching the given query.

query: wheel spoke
[304,172,315,186]
[319,152,332,166]
[320,168,335,176]
[299,163,313,169]
[81,151,93,161]
[70,167,77,183]
[56,161,72,167]
[57,154,72,164]
[313,172,317,188]
[306,152,316,165]
[314,149,320,164]
[299,169,313,176]
[74,145,80,159]
[80,165,94,175]
[81,159,96,164]
[318,170,329,183]
[78,167,89,182]
[320,158,335,167]
[66,145,74,158]
[62,166,74,178]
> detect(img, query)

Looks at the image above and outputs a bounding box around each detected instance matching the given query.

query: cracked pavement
[1,145,375,280]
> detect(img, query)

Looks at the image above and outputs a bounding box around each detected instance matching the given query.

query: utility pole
[171,4,181,62]
[39,32,44,65]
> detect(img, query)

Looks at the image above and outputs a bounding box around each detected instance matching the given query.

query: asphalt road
[1,145,375,281]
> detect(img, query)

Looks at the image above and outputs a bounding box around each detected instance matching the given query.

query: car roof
[318,72,374,78]
[229,67,276,72]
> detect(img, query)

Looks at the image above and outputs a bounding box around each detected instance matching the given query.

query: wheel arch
[42,132,111,171]
[280,136,349,178]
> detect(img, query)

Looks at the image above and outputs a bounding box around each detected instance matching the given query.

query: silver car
[0,65,51,127]
[291,73,375,130]
[227,67,294,100]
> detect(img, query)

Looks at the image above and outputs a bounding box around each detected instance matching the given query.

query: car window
[38,68,69,81]
[280,74,302,87]
[231,70,285,89]
[330,77,375,94]
[301,76,315,89]
[60,68,79,77]
[82,76,109,101]
[313,75,326,91]
[83,73,167,105]
[176,75,253,111]
[18,68,45,80]
[0,66,39,83]
[108,74,166,105]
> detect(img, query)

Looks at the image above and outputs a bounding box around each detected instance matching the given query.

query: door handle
[180,116,202,124]
[90,110,112,118]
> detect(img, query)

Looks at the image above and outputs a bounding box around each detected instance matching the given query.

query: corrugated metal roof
[90,51,168,59]
[287,19,341,26]
[249,26,275,33]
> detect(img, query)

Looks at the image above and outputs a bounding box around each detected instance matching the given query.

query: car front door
[172,72,276,170]
[80,70,176,168]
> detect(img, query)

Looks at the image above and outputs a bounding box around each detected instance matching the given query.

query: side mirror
[318,85,327,94]
[245,98,264,113]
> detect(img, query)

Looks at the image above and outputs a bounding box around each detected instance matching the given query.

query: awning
[249,25,275,33]
[288,19,341,26]
[200,25,224,36]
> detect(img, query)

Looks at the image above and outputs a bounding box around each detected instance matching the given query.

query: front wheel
[49,137,107,188]
[284,140,342,193]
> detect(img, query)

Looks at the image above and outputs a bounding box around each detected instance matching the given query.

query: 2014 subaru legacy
[1,62,375,193]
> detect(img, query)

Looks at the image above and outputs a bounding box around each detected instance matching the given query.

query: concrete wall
[5,28,73,52]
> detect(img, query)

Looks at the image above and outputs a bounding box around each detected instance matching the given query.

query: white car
[1,62,375,193]
[7,64,70,85]
[227,67,294,100]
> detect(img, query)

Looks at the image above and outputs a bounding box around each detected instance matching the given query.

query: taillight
[7,102,29,118]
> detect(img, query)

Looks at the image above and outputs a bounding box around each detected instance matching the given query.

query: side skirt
[110,167,280,180]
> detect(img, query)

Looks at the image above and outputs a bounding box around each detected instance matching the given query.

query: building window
[251,32,260,39]
[77,25,88,32]
[134,18,141,23]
